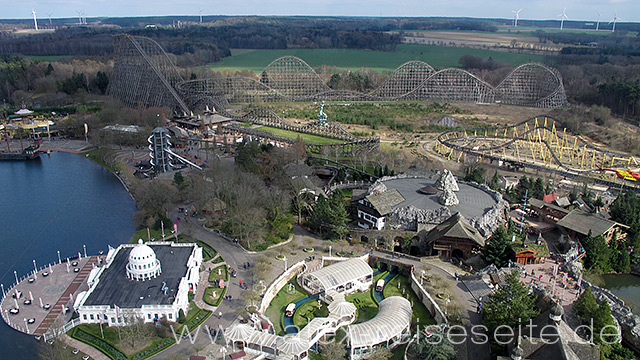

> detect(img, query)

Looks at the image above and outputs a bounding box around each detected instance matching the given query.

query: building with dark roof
[74,241,202,326]
[421,213,485,259]
[499,302,600,360]
[556,209,628,243]
[356,189,405,230]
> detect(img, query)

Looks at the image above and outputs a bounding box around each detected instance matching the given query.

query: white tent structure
[301,258,373,295]
[348,296,412,359]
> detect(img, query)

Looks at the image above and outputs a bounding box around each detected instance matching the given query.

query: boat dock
[0,254,98,337]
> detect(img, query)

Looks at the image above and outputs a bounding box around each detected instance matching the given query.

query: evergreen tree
[533,177,545,199]
[582,231,612,272]
[481,226,514,267]
[482,271,539,354]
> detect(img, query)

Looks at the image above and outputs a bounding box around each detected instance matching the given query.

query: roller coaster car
[598,166,640,182]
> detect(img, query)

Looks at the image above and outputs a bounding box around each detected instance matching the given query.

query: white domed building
[74,240,203,326]
[126,240,162,281]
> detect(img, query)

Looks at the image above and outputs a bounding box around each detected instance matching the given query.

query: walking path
[149,206,489,359]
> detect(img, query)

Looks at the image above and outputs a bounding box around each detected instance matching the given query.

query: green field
[254,125,345,145]
[208,44,545,73]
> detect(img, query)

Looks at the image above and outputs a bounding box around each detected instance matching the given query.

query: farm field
[207,43,545,73]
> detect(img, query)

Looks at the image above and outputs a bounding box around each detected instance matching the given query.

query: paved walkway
[149,206,489,360]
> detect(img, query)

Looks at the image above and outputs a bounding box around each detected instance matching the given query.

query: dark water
[588,273,640,316]
[0,152,136,359]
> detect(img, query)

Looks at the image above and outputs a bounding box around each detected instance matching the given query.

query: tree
[532,178,545,200]
[573,288,619,345]
[320,341,347,360]
[463,165,485,184]
[582,231,612,272]
[307,191,347,240]
[482,271,539,354]
[481,226,514,267]
[37,336,69,360]
[406,329,456,360]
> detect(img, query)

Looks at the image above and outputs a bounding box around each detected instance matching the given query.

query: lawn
[207,43,544,74]
[293,299,329,329]
[345,288,378,324]
[384,275,436,329]
[265,280,308,335]
[208,265,229,282]
[128,228,169,244]
[253,125,345,145]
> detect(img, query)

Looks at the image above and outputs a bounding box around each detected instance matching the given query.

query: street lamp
[329,246,332,257]
[57,250,61,264]
[14,271,18,286]
[33,260,38,279]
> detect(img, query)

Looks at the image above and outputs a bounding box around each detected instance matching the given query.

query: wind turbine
[596,11,600,31]
[199,10,203,23]
[609,12,622,33]
[558,8,568,30]
[76,10,82,25]
[46,12,53,26]
[31,9,38,30]
[512,8,522,27]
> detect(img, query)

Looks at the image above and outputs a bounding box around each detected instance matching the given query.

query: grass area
[384,275,436,330]
[212,256,224,264]
[511,241,550,257]
[248,102,469,133]
[208,44,544,73]
[265,280,308,335]
[293,300,329,328]
[345,289,378,324]
[208,265,229,282]
[203,286,226,307]
[72,323,176,360]
[180,301,212,332]
[129,228,165,244]
[86,148,119,172]
[254,125,344,144]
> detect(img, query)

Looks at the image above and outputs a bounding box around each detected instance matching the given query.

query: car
[285,303,296,317]
[72,349,79,354]
[82,355,90,360]
[375,279,385,292]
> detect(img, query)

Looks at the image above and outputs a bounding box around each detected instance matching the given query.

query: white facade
[357,207,385,230]
[126,240,162,281]
[75,242,202,326]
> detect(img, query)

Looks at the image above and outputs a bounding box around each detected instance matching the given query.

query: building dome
[549,301,563,323]
[126,240,161,281]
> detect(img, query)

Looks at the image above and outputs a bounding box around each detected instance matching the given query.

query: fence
[258,261,306,314]
[409,271,448,325]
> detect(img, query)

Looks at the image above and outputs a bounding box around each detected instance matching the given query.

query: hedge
[71,327,128,360]
[180,308,212,332]
[203,286,227,307]
[71,326,176,360]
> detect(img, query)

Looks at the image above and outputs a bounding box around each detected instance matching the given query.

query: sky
[4,0,639,22]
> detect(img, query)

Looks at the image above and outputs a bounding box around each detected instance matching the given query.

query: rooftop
[348,296,412,348]
[305,258,372,291]
[556,209,622,237]
[380,177,498,220]
[423,213,485,246]
[365,189,405,216]
[83,244,193,308]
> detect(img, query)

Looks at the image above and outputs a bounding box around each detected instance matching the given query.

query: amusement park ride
[599,167,640,182]
[434,116,640,188]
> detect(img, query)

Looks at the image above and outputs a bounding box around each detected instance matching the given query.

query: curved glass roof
[348,296,412,347]
[305,258,373,291]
